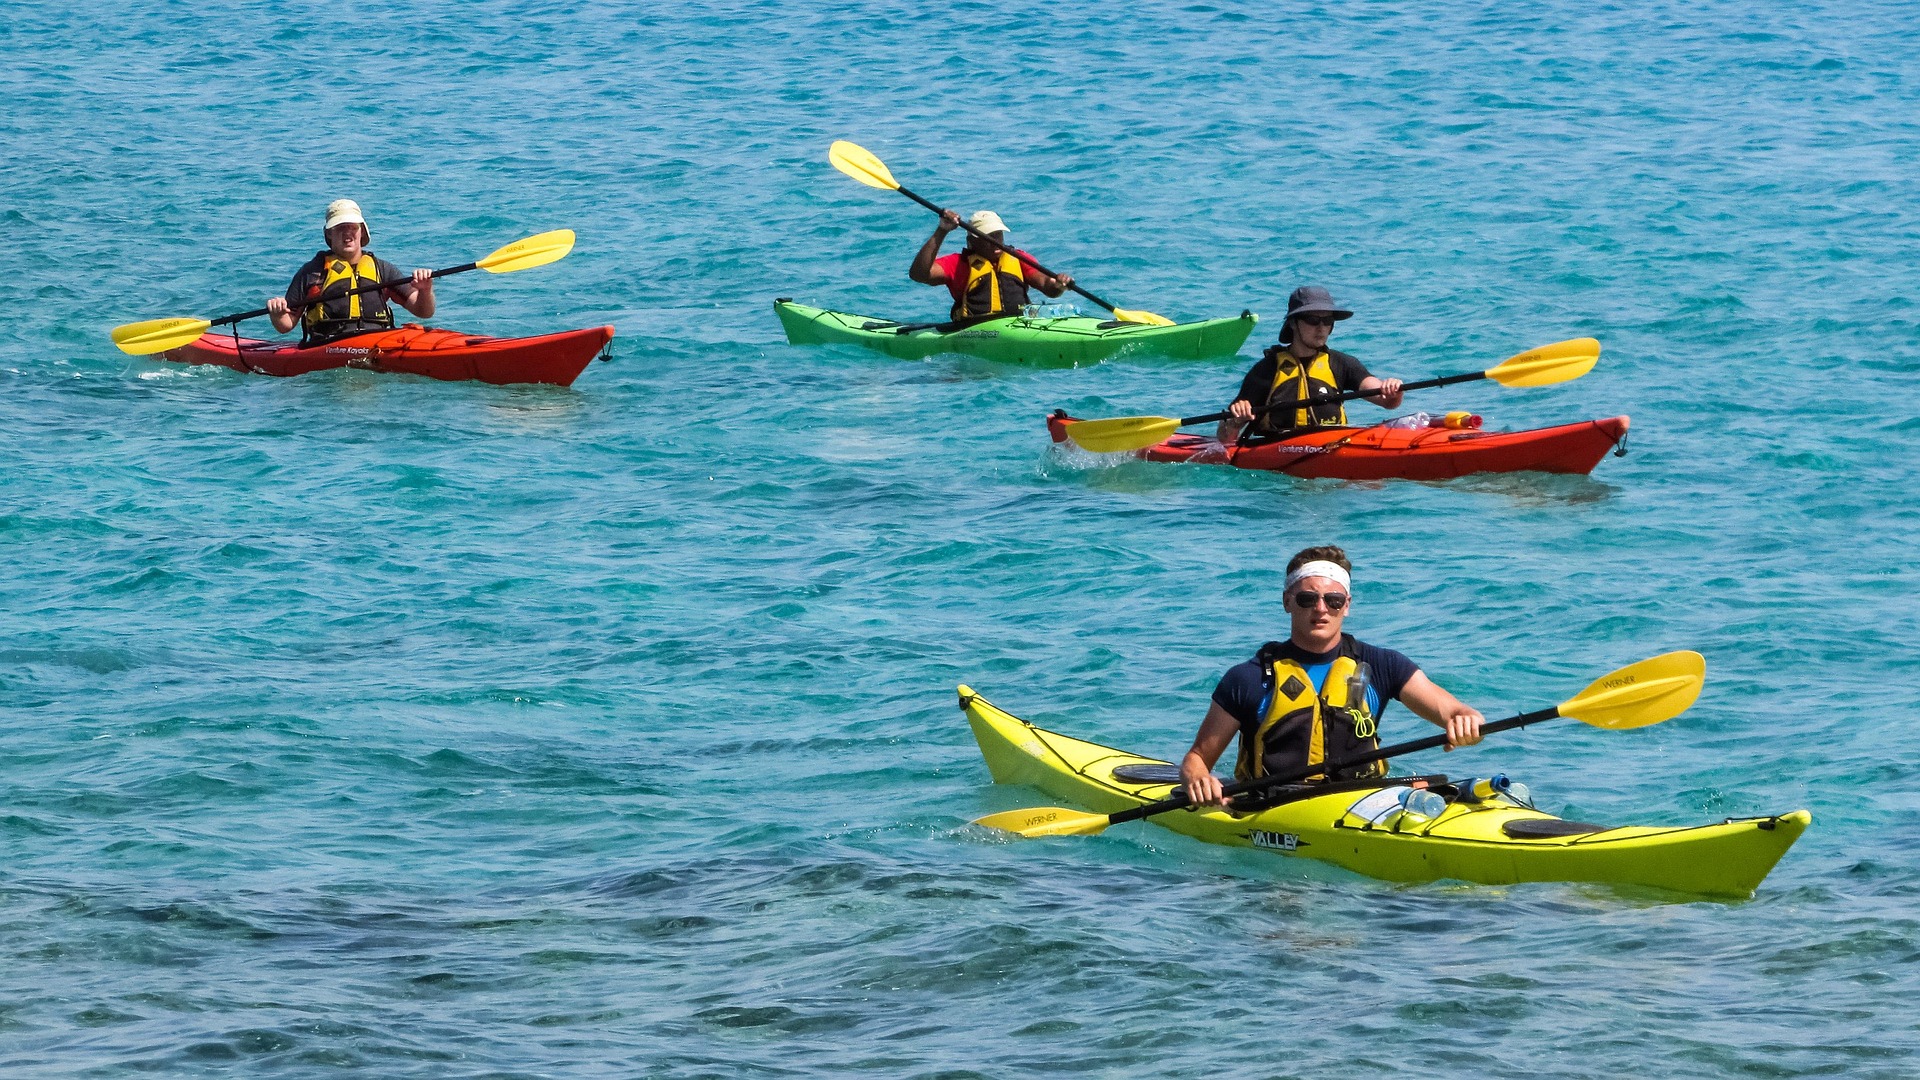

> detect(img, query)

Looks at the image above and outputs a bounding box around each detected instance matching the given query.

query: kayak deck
[774,299,1255,366]
[159,324,615,386]
[960,686,1808,898]
[1047,412,1629,480]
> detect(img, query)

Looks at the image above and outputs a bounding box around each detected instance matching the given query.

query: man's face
[966,230,1006,254]
[1287,574,1350,639]
[1292,313,1336,351]
[326,221,365,258]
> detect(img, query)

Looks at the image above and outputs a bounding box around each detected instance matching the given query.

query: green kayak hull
[774,300,1257,366]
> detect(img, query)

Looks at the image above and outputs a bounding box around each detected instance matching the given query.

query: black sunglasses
[1296,314,1337,328]
[1290,590,1349,612]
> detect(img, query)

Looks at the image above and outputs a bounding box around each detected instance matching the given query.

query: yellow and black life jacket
[951,250,1031,321]
[1256,345,1346,434]
[300,252,395,343]
[1235,637,1387,783]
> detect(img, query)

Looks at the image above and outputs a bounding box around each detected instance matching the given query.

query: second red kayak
[159,324,615,386]
[1047,412,1629,481]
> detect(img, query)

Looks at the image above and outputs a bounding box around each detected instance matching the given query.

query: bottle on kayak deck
[1384,787,1450,831]
[1020,301,1079,320]
[1458,775,1535,809]
[1462,775,1511,801]
[1433,411,1483,429]
[1383,412,1432,429]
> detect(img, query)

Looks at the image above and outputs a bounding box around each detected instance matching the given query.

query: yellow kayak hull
[960,686,1809,898]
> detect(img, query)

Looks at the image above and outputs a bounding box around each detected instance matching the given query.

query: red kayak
[159,324,615,387]
[1047,412,1629,481]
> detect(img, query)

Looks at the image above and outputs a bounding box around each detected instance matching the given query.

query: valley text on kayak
[908,209,1072,322]
[1220,286,1406,443]
[1178,545,1484,807]
[266,199,436,345]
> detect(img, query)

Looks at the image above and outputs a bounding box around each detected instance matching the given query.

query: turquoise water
[5,1,1919,1074]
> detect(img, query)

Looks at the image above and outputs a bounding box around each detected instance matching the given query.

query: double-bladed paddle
[1060,337,1602,454]
[972,650,1704,839]
[828,140,1175,327]
[110,229,577,356]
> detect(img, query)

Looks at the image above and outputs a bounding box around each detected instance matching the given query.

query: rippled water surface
[5,1,1919,1075]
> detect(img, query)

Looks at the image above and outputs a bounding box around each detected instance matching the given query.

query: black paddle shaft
[893,183,1130,316]
[1176,369,1494,428]
[208,262,479,329]
[1104,705,1562,828]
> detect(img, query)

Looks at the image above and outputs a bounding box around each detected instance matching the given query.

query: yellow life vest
[301,252,395,342]
[1235,640,1386,783]
[952,250,1031,321]
[1258,347,1346,434]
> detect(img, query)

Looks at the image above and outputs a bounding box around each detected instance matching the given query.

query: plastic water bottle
[1022,301,1078,319]
[1384,412,1431,430]
[1382,787,1449,831]
[1435,411,1483,429]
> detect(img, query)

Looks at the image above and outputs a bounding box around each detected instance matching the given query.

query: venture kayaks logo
[1248,830,1304,851]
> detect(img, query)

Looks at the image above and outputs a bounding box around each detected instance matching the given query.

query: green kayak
[773,300,1257,366]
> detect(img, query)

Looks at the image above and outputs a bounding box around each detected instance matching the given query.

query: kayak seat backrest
[1501,818,1612,839]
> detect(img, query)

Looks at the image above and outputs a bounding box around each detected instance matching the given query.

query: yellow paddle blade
[1063,415,1184,454]
[110,317,213,356]
[972,806,1113,838]
[1110,306,1176,327]
[1486,337,1602,387]
[1559,650,1705,730]
[478,229,575,274]
[829,140,900,191]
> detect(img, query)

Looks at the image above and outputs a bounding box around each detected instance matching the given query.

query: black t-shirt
[1210,638,1420,737]
[1232,347,1372,408]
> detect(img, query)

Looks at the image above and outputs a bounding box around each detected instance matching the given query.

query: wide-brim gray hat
[1279,285,1353,344]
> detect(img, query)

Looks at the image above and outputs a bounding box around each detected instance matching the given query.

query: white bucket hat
[967,210,1008,237]
[324,199,370,240]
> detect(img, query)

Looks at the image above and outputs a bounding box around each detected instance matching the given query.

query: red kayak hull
[159,324,614,386]
[1047,413,1629,481]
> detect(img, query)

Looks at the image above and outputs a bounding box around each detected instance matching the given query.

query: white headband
[1285,560,1351,594]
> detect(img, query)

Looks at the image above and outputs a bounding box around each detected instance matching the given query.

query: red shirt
[932,250,1048,303]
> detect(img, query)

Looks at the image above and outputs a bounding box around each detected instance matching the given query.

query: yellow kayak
[960,686,1809,898]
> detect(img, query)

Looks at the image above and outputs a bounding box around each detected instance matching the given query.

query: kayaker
[1178,546,1483,807]
[1216,286,1405,443]
[908,209,1073,323]
[265,199,436,345]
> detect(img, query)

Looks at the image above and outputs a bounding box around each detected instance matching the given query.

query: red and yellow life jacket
[951,250,1031,321]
